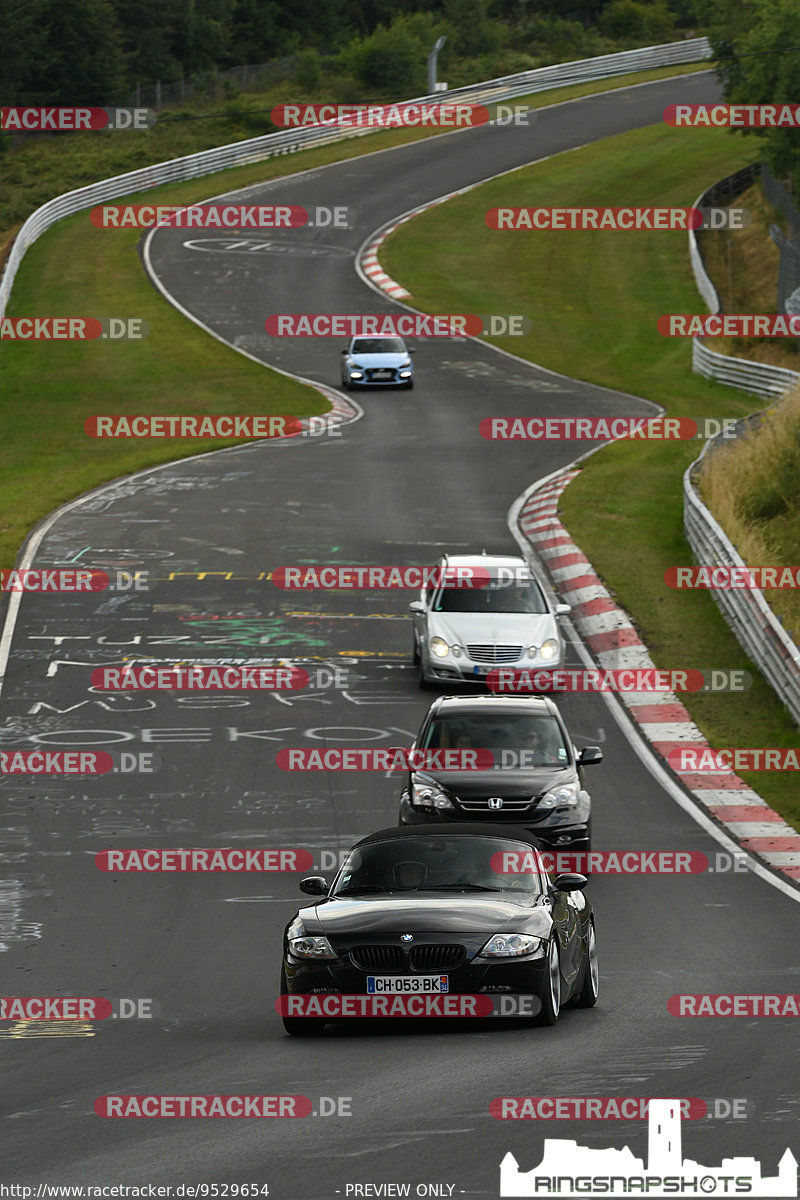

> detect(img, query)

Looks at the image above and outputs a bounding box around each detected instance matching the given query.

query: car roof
[440,552,530,570]
[427,694,558,717]
[350,335,406,343]
[352,823,545,851]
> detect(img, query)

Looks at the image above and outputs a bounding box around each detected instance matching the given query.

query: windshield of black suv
[332,835,543,896]
[434,576,548,613]
[419,714,569,769]
[351,338,406,354]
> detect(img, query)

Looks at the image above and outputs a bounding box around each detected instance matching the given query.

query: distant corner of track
[140,219,363,440]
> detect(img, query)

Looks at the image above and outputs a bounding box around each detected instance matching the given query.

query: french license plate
[367,975,449,994]
[473,664,489,676]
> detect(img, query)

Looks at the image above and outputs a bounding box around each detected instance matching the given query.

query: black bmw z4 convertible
[279,823,597,1036]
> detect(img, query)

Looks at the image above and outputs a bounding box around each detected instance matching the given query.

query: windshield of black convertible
[331,836,543,897]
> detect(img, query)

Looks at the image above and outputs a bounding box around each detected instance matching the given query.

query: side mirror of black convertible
[551,872,588,893]
[299,876,329,895]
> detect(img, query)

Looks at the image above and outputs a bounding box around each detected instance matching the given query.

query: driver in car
[392,860,428,889]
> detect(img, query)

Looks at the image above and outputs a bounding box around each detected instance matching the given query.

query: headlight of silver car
[289,935,337,960]
[539,638,559,660]
[430,636,450,658]
[410,772,454,810]
[478,933,544,958]
[538,782,579,809]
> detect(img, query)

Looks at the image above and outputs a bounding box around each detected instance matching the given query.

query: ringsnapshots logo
[1,107,156,131]
[498,1099,797,1197]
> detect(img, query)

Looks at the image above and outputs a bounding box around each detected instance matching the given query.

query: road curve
[3,72,800,1198]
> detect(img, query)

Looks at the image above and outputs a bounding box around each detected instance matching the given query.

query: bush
[600,0,676,42]
[344,19,428,96]
[294,49,322,93]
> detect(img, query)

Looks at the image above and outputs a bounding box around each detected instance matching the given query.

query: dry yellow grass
[699,179,800,368]
[698,385,800,636]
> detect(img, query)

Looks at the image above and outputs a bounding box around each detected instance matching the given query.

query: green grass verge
[0,61,712,568]
[380,121,800,833]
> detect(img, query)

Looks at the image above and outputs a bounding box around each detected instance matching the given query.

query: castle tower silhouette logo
[500,1099,797,1197]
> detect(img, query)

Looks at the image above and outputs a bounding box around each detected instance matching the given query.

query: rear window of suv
[419,714,569,767]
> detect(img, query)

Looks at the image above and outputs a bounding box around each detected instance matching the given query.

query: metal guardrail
[692,339,800,395]
[684,424,800,724]
[0,37,711,317]
[688,163,800,396]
